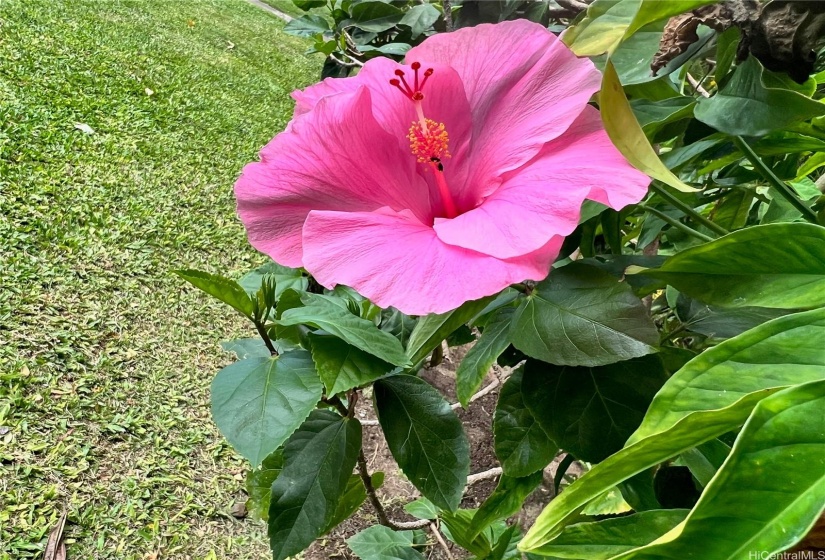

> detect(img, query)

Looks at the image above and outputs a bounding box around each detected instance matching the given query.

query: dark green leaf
[211,353,322,466]
[522,355,668,463]
[347,525,425,560]
[679,301,788,340]
[359,43,411,56]
[322,475,369,536]
[629,307,825,444]
[695,56,825,136]
[519,391,772,552]
[380,308,417,347]
[246,448,284,521]
[446,324,475,347]
[529,509,689,559]
[350,1,404,32]
[374,375,469,511]
[456,308,512,407]
[615,380,825,559]
[279,292,410,366]
[284,14,331,37]
[631,97,695,138]
[406,296,493,365]
[634,223,825,309]
[468,472,542,540]
[399,3,439,38]
[308,332,395,395]
[510,262,658,367]
[269,411,362,560]
[493,366,558,477]
[175,269,254,318]
[715,26,740,79]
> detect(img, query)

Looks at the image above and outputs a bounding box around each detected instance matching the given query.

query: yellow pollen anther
[408,119,450,163]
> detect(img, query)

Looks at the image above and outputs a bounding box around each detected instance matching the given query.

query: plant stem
[442,0,453,31]
[639,204,714,243]
[254,321,278,356]
[649,183,729,237]
[733,136,819,223]
[356,449,430,530]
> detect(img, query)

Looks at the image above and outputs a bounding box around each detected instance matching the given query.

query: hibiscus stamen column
[390,63,458,218]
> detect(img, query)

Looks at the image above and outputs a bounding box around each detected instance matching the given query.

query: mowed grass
[0,1,318,558]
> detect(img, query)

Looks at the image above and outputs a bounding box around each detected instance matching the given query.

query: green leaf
[322,474,369,536]
[175,269,254,318]
[456,307,512,407]
[634,223,825,309]
[359,43,411,56]
[239,261,307,299]
[350,0,404,32]
[246,448,284,521]
[468,472,543,540]
[715,26,740,79]
[679,302,787,340]
[631,97,695,138]
[348,525,425,560]
[380,308,417,347]
[510,263,658,367]
[406,296,493,365]
[440,509,494,557]
[600,61,698,193]
[284,14,331,37]
[493,366,559,477]
[522,355,668,463]
[612,380,825,560]
[268,411,362,560]
[695,56,825,136]
[529,509,689,559]
[374,375,469,511]
[308,332,395,395]
[211,353,323,467]
[564,0,717,56]
[279,292,410,367]
[404,498,438,520]
[399,3,439,38]
[679,439,730,487]
[629,307,825,445]
[519,391,773,552]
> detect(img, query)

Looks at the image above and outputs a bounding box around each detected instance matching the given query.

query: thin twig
[442,0,453,32]
[733,136,819,223]
[686,73,711,98]
[649,183,730,237]
[430,522,455,560]
[639,204,715,243]
[329,53,363,68]
[555,0,590,13]
[450,377,500,410]
[357,447,394,527]
[467,467,502,485]
[254,321,278,356]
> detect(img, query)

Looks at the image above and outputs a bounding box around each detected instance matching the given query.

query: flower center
[390,62,457,219]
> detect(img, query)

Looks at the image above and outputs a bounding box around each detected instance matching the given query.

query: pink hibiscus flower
[235,20,649,315]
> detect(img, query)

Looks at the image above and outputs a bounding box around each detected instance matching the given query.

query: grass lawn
[0,1,319,558]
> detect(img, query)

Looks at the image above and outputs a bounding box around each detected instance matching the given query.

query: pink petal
[301,208,563,315]
[434,106,649,259]
[550,106,651,210]
[235,87,431,267]
[408,20,602,202]
[432,181,587,260]
[291,57,472,162]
